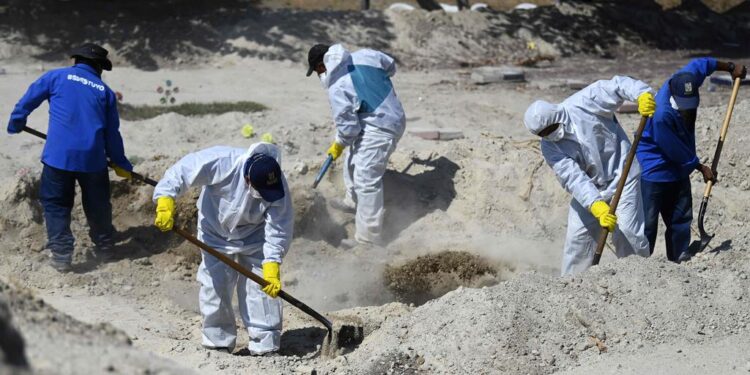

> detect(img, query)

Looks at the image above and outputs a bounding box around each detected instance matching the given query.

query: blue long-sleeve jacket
[7,63,132,172]
[636,58,717,182]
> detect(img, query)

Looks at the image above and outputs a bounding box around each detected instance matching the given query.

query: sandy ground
[1,2,750,374]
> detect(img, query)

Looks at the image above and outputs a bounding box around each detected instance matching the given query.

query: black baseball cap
[244,154,285,202]
[669,72,700,110]
[70,43,113,71]
[306,44,329,77]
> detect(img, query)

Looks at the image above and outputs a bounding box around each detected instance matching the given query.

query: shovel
[21,126,335,342]
[592,115,649,266]
[312,155,333,189]
[696,77,742,251]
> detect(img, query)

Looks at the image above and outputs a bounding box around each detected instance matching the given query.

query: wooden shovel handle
[592,115,649,265]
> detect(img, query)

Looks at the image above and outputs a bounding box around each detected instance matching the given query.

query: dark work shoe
[204,346,232,354]
[49,259,72,273]
[94,247,116,262]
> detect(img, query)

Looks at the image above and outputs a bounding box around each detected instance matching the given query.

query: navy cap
[244,154,285,202]
[669,72,700,110]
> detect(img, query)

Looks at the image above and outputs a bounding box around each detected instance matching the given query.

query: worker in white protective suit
[152,143,293,355]
[523,76,655,275]
[306,43,406,248]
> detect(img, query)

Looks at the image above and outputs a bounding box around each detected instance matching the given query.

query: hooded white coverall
[321,44,406,244]
[524,76,652,275]
[153,143,293,353]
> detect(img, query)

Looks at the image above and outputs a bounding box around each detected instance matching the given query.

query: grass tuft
[118,101,268,121]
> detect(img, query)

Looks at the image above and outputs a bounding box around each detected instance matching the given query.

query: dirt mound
[1,1,747,70]
[0,278,193,374]
[384,251,500,305]
[0,292,28,371]
[323,250,750,374]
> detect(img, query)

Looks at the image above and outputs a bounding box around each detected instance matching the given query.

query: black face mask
[679,109,697,131]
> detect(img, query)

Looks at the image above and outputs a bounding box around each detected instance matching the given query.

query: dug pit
[384,251,501,306]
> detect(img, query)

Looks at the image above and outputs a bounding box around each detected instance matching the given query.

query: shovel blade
[697,197,714,251]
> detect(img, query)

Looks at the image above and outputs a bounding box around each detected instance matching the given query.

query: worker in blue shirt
[7,43,133,272]
[636,58,747,262]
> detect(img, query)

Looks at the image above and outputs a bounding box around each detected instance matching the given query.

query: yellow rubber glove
[637,92,656,117]
[261,262,281,298]
[590,200,617,232]
[154,196,175,232]
[113,165,132,180]
[327,141,345,160]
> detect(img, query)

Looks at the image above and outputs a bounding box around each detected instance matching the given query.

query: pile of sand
[0,278,193,375]
[320,250,750,374]
[1,1,748,69]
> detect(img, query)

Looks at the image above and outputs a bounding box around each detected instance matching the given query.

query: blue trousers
[39,164,114,263]
[641,178,693,262]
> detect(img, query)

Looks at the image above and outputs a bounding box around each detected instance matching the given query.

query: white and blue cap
[243,153,285,202]
[669,72,700,110]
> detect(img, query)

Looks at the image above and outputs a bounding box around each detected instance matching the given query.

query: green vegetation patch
[118,101,268,121]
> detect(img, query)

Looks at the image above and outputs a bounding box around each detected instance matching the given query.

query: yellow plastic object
[154,196,175,232]
[637,92,656,117]
[241,123,254,138]
[261,132,274,144]
[261,262,281,298]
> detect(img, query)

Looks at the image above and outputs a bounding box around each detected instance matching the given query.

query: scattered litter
[471,66,525,84]
[409,128,464,141]
[261,132,274,144]
[514,3,538,10]
[387,3,415,11]
[241,123,255,138]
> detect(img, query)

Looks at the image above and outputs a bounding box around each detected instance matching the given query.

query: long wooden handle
[592,115,649,265]
[702,77,742,199]
[21,126,334,333]
[23,126,159,185]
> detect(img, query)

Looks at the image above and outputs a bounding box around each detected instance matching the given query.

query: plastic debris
[261,133,274,144]
[241,124,255,138]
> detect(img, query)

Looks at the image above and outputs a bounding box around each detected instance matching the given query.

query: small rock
[294,162,309,175]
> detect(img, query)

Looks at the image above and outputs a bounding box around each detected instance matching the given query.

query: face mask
[249,187,263,200]
[319,71,328,89]
[543,124,565,142]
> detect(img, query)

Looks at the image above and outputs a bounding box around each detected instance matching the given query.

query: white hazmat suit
[153,143,293,353]
[524,76,651,275]
[322,44,406,245]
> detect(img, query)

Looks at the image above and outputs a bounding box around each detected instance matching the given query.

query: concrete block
[408,128,464,141]
[566,79,589,90]
[709,75,750,86]
[409,129,440,140]
[471,66,525,84]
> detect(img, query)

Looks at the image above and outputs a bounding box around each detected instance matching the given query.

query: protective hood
[524,100,571,137]
[321,43,352,89]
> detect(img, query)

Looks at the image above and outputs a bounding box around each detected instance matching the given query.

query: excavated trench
[384,251,503,306]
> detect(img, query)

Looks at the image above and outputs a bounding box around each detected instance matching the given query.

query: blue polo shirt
[8,63,132,173]
[636,58,717,182]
